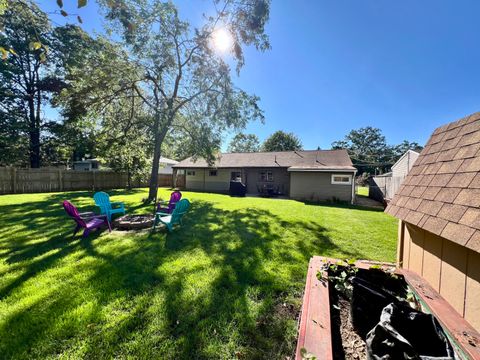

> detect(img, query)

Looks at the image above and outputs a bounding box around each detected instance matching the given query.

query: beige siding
[391,150,419,178]
[184,168,242,192]
[399,221,480,331]
[289,172,353,202]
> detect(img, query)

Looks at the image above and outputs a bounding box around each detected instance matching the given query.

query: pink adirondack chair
[156,191,182,214]
[63,200,111,238]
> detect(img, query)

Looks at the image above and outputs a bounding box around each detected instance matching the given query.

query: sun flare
[212,28,233,53]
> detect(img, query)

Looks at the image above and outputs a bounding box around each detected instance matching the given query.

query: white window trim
[187,170,196,176]
[331,174,352,185]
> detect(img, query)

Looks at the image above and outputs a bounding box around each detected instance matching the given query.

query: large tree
[77,0,271,202]
[261,130,303,152]
[228,133,260,153]
[332,127,423,174]
[0,0,57,167]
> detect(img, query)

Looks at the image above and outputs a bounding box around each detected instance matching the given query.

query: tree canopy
[331,127,423,174]
[228,133,260,153]
[261,130,303,152]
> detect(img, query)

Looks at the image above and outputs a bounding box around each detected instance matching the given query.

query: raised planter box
[295,256,480,360]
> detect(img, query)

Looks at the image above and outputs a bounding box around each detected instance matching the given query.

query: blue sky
[39,0,480,150]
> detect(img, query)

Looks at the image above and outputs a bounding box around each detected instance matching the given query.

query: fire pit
[113,214,154,230]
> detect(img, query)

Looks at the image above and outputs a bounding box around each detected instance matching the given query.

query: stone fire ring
[113,214,154,230]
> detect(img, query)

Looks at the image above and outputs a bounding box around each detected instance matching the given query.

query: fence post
[92,171,96,191]
[58,169,63,192]
[11,167,16,194]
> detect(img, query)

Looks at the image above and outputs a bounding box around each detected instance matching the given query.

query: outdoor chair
[152,199,190,232]
[63,200,111,238]
[155,190,182,214]
[93,191,126,222]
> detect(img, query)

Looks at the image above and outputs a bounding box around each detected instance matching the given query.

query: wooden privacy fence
[0,167,176,195]
[368,175,404,202]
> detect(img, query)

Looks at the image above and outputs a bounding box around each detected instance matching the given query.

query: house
[173,149,357,203]
[158,156,178,175]
[72,159,100,171]
[386,112,480,332]
[392,149,419,178]
[369,150,419,201]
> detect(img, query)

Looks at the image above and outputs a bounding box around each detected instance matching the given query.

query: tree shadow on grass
[0,196,365,359]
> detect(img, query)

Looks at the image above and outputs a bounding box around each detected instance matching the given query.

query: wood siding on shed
[399,221,480,331]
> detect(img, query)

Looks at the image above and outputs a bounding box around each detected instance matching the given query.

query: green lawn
[0,189,397,359]
[356,186,369,196]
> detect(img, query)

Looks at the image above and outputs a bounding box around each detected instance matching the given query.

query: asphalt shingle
[385,113,480,253]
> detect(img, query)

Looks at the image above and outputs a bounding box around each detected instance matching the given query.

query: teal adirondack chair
[152,199,190,232]
[93,191,126,222]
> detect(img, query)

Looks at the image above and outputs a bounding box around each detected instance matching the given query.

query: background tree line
[229,127,422,175]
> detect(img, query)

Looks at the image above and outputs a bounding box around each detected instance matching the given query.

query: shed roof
[386,112,480,253]
[173,149,356,171]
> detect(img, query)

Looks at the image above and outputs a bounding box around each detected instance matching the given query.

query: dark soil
[330,291,366,360]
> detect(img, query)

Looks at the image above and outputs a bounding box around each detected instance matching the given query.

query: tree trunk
[27,96,40,168]
[147,113,169,202]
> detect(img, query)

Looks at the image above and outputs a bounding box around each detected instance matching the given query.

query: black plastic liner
[348,272,454,360]
[366,303,454,360]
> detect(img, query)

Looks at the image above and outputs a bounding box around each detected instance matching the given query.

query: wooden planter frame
[295,256,480,360]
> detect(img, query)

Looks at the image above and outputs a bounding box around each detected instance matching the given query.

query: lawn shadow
[0,195,367,359]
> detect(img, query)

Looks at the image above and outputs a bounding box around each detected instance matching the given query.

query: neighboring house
[72,159,100,171]
[392,149,419,178]
[386,112,480,331]
[369,150,419,201]
[158,157,179,174]
[173,149,357,203]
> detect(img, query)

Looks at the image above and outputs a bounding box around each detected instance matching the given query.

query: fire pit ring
[113,214,154,230]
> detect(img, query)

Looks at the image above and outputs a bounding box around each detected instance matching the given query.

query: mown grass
[356,186,369,196]
[0,188,397,359]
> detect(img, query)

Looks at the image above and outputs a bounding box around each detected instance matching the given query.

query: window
[187,170,196,176]
[209,170,218,176]
[260,170,274,182]
[331,174,352,185]
[231,171,242,181]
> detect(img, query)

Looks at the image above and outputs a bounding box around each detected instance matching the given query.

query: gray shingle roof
[173,149,356,171]
[386,112,480,253]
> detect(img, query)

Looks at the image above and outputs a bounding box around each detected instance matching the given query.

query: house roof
[173,149,356,171]
[159,156,178,165]
[386,112,480,253]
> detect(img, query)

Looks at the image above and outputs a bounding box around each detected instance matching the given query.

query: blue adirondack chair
[93,191,126,222]
[152,199,190,232]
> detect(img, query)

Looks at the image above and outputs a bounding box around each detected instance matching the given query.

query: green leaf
[316,271,323,281]
[39,52,47,63]
[60,9,68,17]
[77,16,83,24]
[56,0,63,8]
[9,48,17,56]
[0,47,8,60]
[78,0,87,8]
[29,41,42,50]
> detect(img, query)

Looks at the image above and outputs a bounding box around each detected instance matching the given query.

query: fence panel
[0,167,173,195]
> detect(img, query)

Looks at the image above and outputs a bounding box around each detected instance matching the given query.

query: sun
[212,28,233,53]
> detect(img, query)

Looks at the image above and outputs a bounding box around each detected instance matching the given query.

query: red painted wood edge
[400,268,480,360]
[295,256,333,360]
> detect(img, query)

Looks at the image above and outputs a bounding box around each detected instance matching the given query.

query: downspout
[351,170,357,204]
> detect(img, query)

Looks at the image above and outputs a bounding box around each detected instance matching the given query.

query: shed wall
[398,221,480,331]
